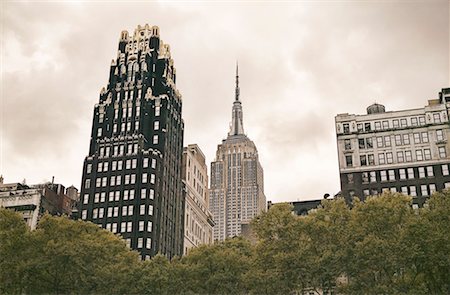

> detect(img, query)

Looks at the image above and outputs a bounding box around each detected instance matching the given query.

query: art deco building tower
[209,65,266,241]
[79,24,184,259]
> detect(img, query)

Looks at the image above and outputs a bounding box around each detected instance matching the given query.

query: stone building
[182,144,214,254]
[336,87,450,205]
[209,65,266,241]
[79,24,184,259]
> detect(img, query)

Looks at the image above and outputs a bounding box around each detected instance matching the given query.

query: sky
[1,0,449,203]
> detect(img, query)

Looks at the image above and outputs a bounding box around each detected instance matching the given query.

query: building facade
[182,144,214,254]
[0,178,77,229]
[79,24,184,259]
[209,66,266,241]
[336,87,450,205]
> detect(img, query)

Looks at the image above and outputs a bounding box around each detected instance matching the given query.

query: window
[413,133,421,144]
[345,155,353,167]
[96,178,101,188]
[427,166,434,177]
[419,116,426,125]
[364,122,371,131]
[155,106,160,116]
[386,152,393,164]
[126,160,131,169]
[433,113,441,123]
[429,184,436,194]
[154,121,159,130]
[357,123,363,132]
[149,189,154,199]
[378,153,386,165]
[439,147,447,158]
[366,138,373,148]
[143,158,149,168]
[109,192,114,202]
[86,164,92,174]
[151,159,156,169]
[344,139,352,150]
[395,135,402,146]
[139,221,145,231]
[82,210,87,219]
[380,170,387,181]
[125,175,130,185]
[132,159,137,169]
[116,175,121,186]
[377,137,383,148]
[390,187,397,193]
[99,208,104,218]
[97,162,103,172]
[148,205,153,215]
[97,128,102,137]
[363,189,370,196]
[124,190,129,200]
[403,134,410,145]
[100,192,106,202]
[115,191,120,201]
[436,129,444,141]
[393,119,399,128]
[121,222,126,233]
[399,169,406,180]
[131,174,136,184]
[368,154,375,165]
[421,185,428,196]
[442,164,449,176]
[411,117,418,126]
[405,151,412,162]
[359,139,365,149]
[400,118,407,127]
[122,206,128,216]
[113,207,119,217]
[375,121,381,130]
[128,205,133,215]
[422,132,429,143]
[384,136,391,147]
[107,207,113,217]
[416,150,423,161]
[370,171,376,183]
[401,187,408,195]
[148,221,153,232]
[424,149,431,160]
[94,193,100,203]
[410,186,417,197]
[138,238,143,248]
[102,177,107,187]
[343,123,350,134]
[83,194,89,204]
[418,167,426,178]
[112,161,117,171]
[140,205,145,215]
[142,173,148,183]
[118,160,123,170]
[407,168,414,179]
[135,121,139,130]
[141,189,147,199]
[130,190,135,199]
[397,151,404,163]
[153,135,158,144]
[127,222,132,232]
[150,174,155,184]
[388,170,395,181]
[382,120,389,129]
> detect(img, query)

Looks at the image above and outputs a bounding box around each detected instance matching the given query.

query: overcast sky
[2,1,449,202]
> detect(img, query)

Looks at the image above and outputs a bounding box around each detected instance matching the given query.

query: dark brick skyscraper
[79,24,184,259]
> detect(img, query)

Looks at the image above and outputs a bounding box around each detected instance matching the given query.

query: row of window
[81,204,153,220]
[83,188,155,205]
[345,130,444,151]
[87,158,157,174]
[84,173,156,189]
[362,183,439,197]
[342,112,445,134]
[345,147,447,167]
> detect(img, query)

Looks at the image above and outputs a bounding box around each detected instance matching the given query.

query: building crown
[228,62,245,137]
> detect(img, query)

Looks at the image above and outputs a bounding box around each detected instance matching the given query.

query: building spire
[229,63,245,137]
[235,61,240,101]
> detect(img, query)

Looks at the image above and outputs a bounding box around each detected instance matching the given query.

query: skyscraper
[79,24,184,259]
[209,65,266,241]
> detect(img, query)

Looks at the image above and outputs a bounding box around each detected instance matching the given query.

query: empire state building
[209,65,266,241]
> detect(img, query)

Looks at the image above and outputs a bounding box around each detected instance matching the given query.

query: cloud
[1,1,448,202]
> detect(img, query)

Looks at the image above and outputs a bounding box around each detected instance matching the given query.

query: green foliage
[1,191,449,294]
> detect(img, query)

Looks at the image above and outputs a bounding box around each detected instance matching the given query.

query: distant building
[78,24,185,260]
[182,144,214,254]
[0,177,78,229]
[335,87,450,205]
[209,65,266,241]
[268,199,323,216]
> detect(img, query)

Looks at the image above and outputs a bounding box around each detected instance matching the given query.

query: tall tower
[79,24,184,260]
[209,65,266,241]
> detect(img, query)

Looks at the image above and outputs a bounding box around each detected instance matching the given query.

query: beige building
[209,66,266,241]
[182,144,214,254]
[335,87,450,205]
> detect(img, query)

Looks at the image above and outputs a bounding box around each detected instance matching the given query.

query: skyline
[2,1,449,203]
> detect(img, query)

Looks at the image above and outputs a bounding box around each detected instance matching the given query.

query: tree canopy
[1,191,449,294]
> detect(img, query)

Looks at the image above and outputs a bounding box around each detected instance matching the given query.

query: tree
[24,214,140,294]
[0,208,30,294]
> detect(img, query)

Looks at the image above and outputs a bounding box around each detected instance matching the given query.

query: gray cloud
[1,1,448,202]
